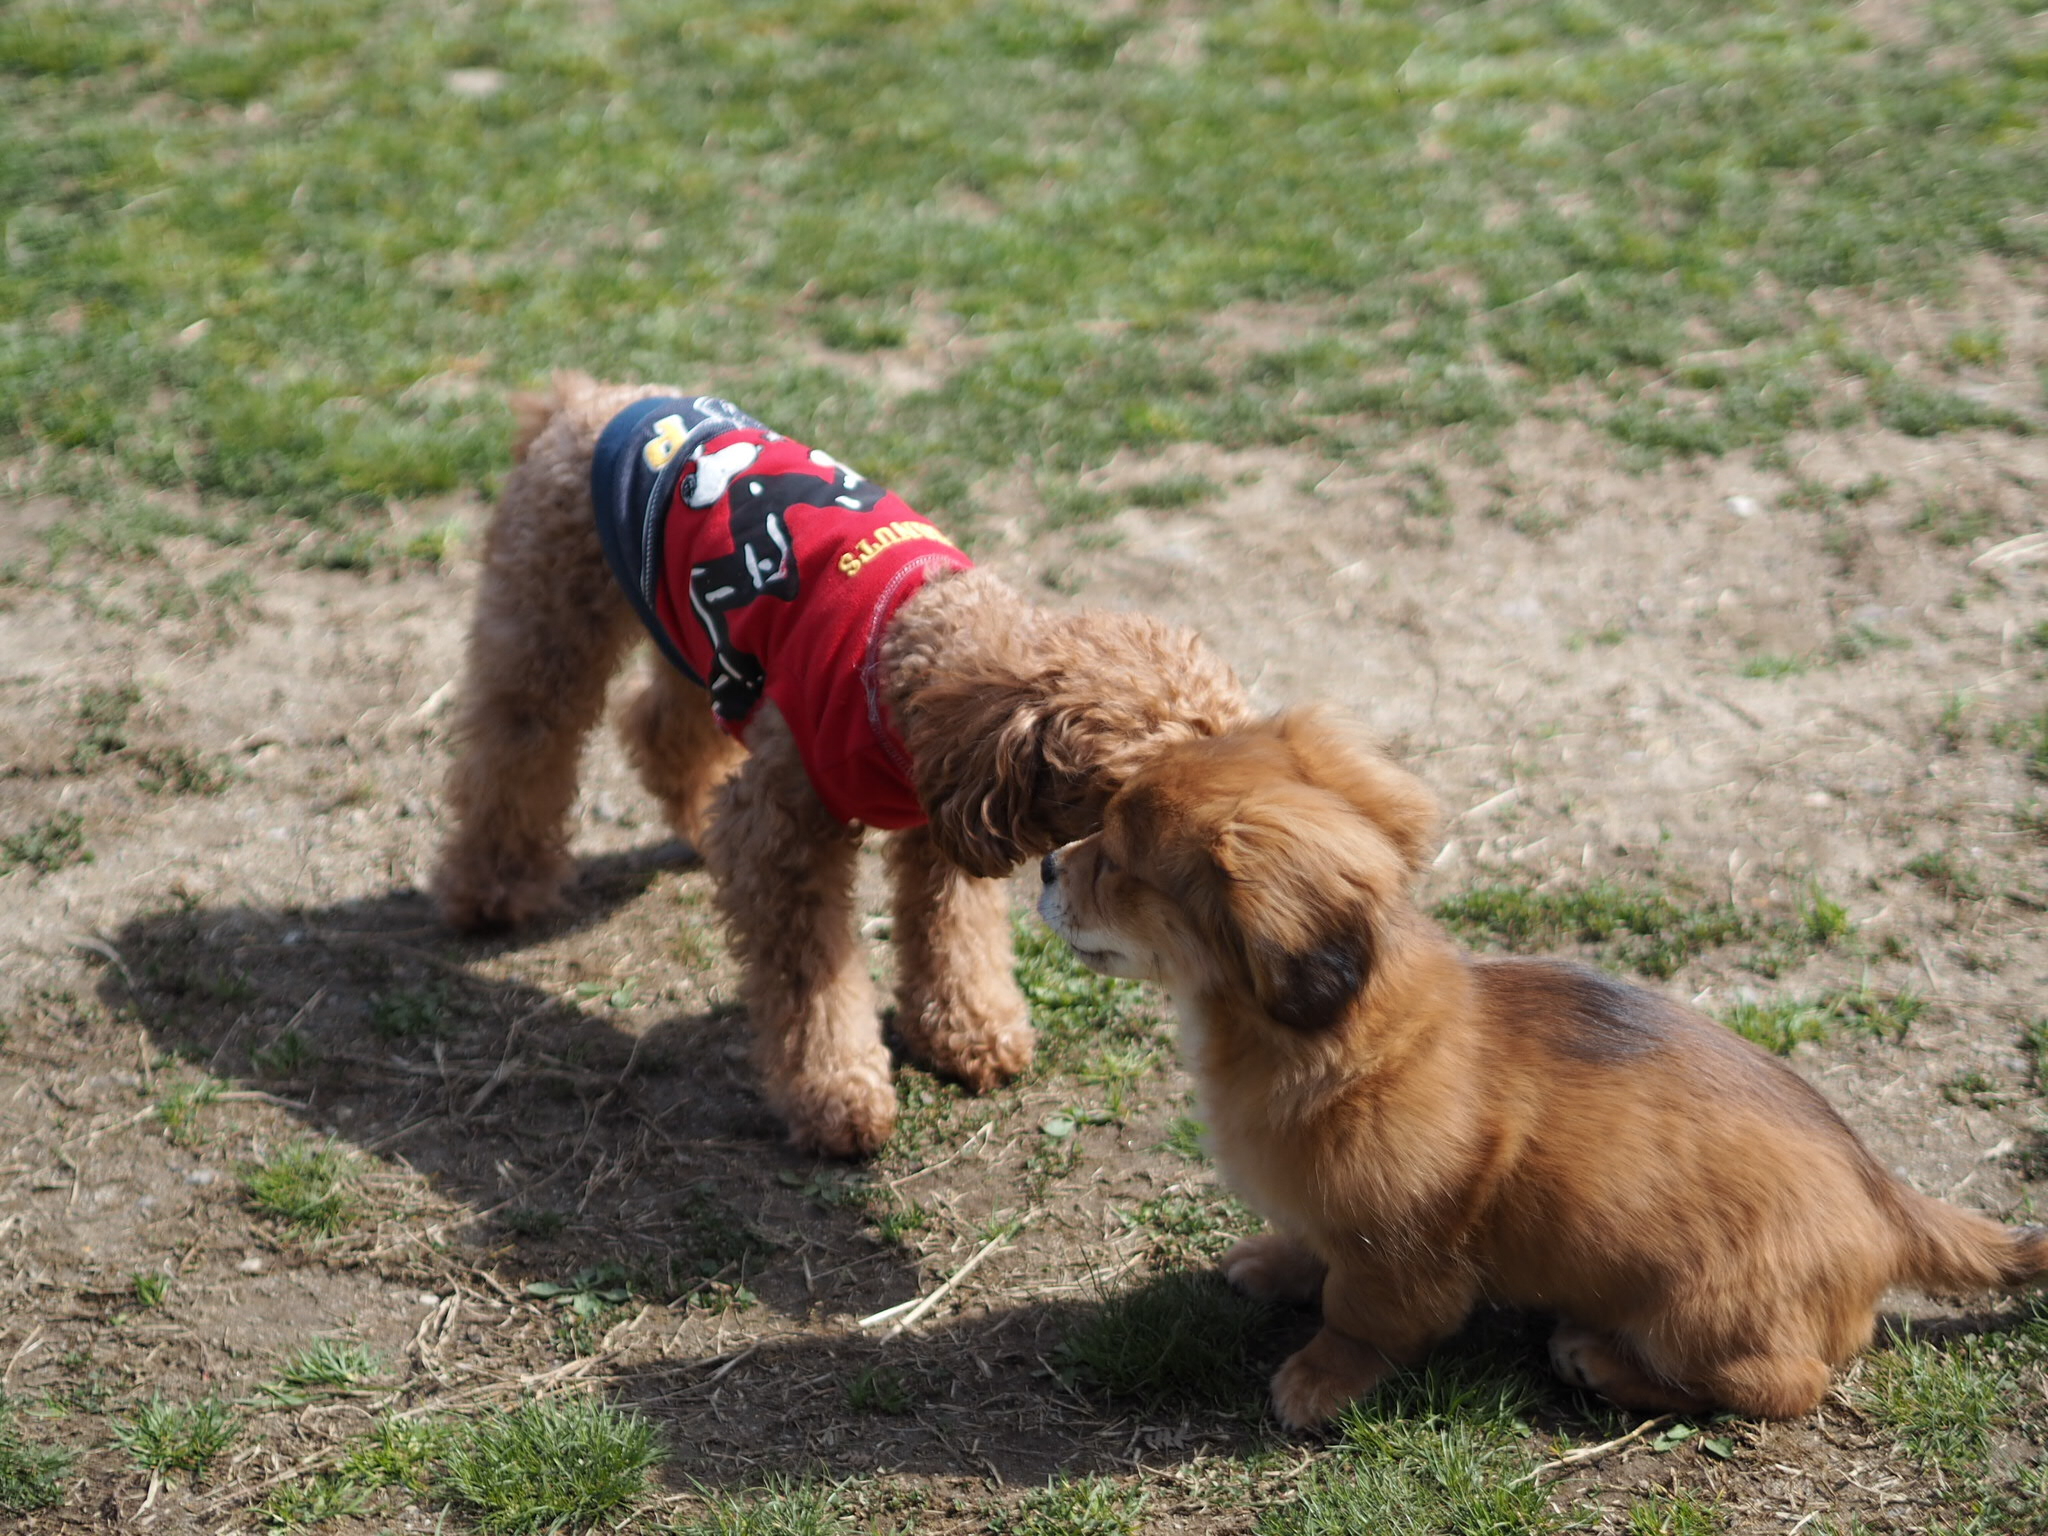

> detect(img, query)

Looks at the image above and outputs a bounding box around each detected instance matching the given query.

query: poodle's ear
[910,694,1061,878]
[1210,807,1379,1034]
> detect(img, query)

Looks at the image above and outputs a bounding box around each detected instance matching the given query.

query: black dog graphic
[688,467,886,720]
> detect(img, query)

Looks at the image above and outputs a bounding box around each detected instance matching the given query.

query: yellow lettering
[836,520,959,577]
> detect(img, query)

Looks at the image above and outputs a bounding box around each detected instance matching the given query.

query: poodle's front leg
[701,706,895,1157]
[884,828,1033,1091]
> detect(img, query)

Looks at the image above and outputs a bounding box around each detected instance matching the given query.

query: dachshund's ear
[1210,813,1378,1034]
[1273,708,1440,874]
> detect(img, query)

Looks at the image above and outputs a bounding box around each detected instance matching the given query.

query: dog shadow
[92,865,1329,1486]
[91,866,2047,1494]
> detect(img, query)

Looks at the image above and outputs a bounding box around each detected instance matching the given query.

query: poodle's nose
[1040,851,1059,886]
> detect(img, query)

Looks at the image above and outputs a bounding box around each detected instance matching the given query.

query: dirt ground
[2,323,2046,1531]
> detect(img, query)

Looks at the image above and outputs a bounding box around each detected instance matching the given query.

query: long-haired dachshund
[1039,708,2047,1426]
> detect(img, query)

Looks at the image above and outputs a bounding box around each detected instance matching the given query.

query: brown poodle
[1038,708,2048,1427]
[434,374,1247,1156]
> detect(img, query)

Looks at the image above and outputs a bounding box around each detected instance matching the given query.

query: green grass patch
[152,1075,223,1145]
[69,682,139,769]
[1738,652,1806,680]
[1907,847,1987,902]
[7,0,2045,542]
[666,1477,853,1536]
[242,1141,360,1236]
[338,1416,450,1495]
[1260,1334,1553,1534]
[1432,880,1759,980]
[0,1396,73,1513]
[1120,1191,1258,1264]
[113,1395,240,1479]
[1625,1489,1728,1536]
[999,1476,1148,1536]
[1721,996,1833,1054]
[277,1338,384,1390]
[443,1396,665,1535]
[0,812,91,877]
[367,984,452,1041]
[2021,1017,2048,1096]
[1056,1269,1278,1415]
[1853,1325,2030,1472]
[258,1472,373,1530]
[1012,914,1163,1077]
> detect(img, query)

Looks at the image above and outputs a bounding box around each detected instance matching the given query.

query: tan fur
[1039,708,2048,1427]
[434,373,1248,1156]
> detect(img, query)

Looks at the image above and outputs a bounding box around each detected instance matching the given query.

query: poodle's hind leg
[702,706,894,1157]
[883,827,1033,1091]
[618,657,745,850]
[433,405,644,930]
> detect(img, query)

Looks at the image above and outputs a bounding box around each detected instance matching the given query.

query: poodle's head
[889,578,1250,877]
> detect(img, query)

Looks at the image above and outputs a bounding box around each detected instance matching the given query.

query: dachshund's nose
[1040,851,1059,886]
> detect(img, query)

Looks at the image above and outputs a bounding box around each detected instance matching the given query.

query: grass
[845,1366,912,1416]
[1721,996,1833,1055]
[1626,1490,1728,1536]
[2024,1017,2048,1096]
[242,1140,360,1236]
[1432,879,1754,980]
[1259,1336,1555,1535]
[1854,1327,2017,1472]
[4,0,2043,565]
[113,1395,240,1478]
[1011,914,1164,1076]
[277,1338,384,1390]
[667,1478,853,1536]
[0,811,91,877]
[129,1271,170,1309]
[368,984,451,1041]
[152,1075,223,1145]
[0,1396,73,1513]
[1056,1269,1278,1415]
[1122,1191,1257,1263]
[258,1472,373,1530]
[1001,1477,1148,1536]
[338,1416,450,1495]
[1721,984,1925,1054]
[442,1396,665,1536]
[672,1186,776,1278]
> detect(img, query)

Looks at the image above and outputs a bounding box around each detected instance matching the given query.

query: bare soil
[2,357,2046,1531]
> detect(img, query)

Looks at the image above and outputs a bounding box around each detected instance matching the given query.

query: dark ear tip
[1264,936,1369,1033]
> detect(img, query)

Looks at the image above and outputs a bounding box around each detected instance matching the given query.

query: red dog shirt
[590,395,973,828]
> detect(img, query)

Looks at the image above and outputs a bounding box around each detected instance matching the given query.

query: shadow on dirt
[83,853,1330,1483]
[92,850,922,1317]
[85,857,2048,1491]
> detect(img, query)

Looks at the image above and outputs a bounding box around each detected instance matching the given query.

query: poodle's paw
[783,1071,899,1160]
[1221,1233,1327,1304]
[897,994,1033,1092]
[1269,1331,1390,1431]
[432,848,568,932]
